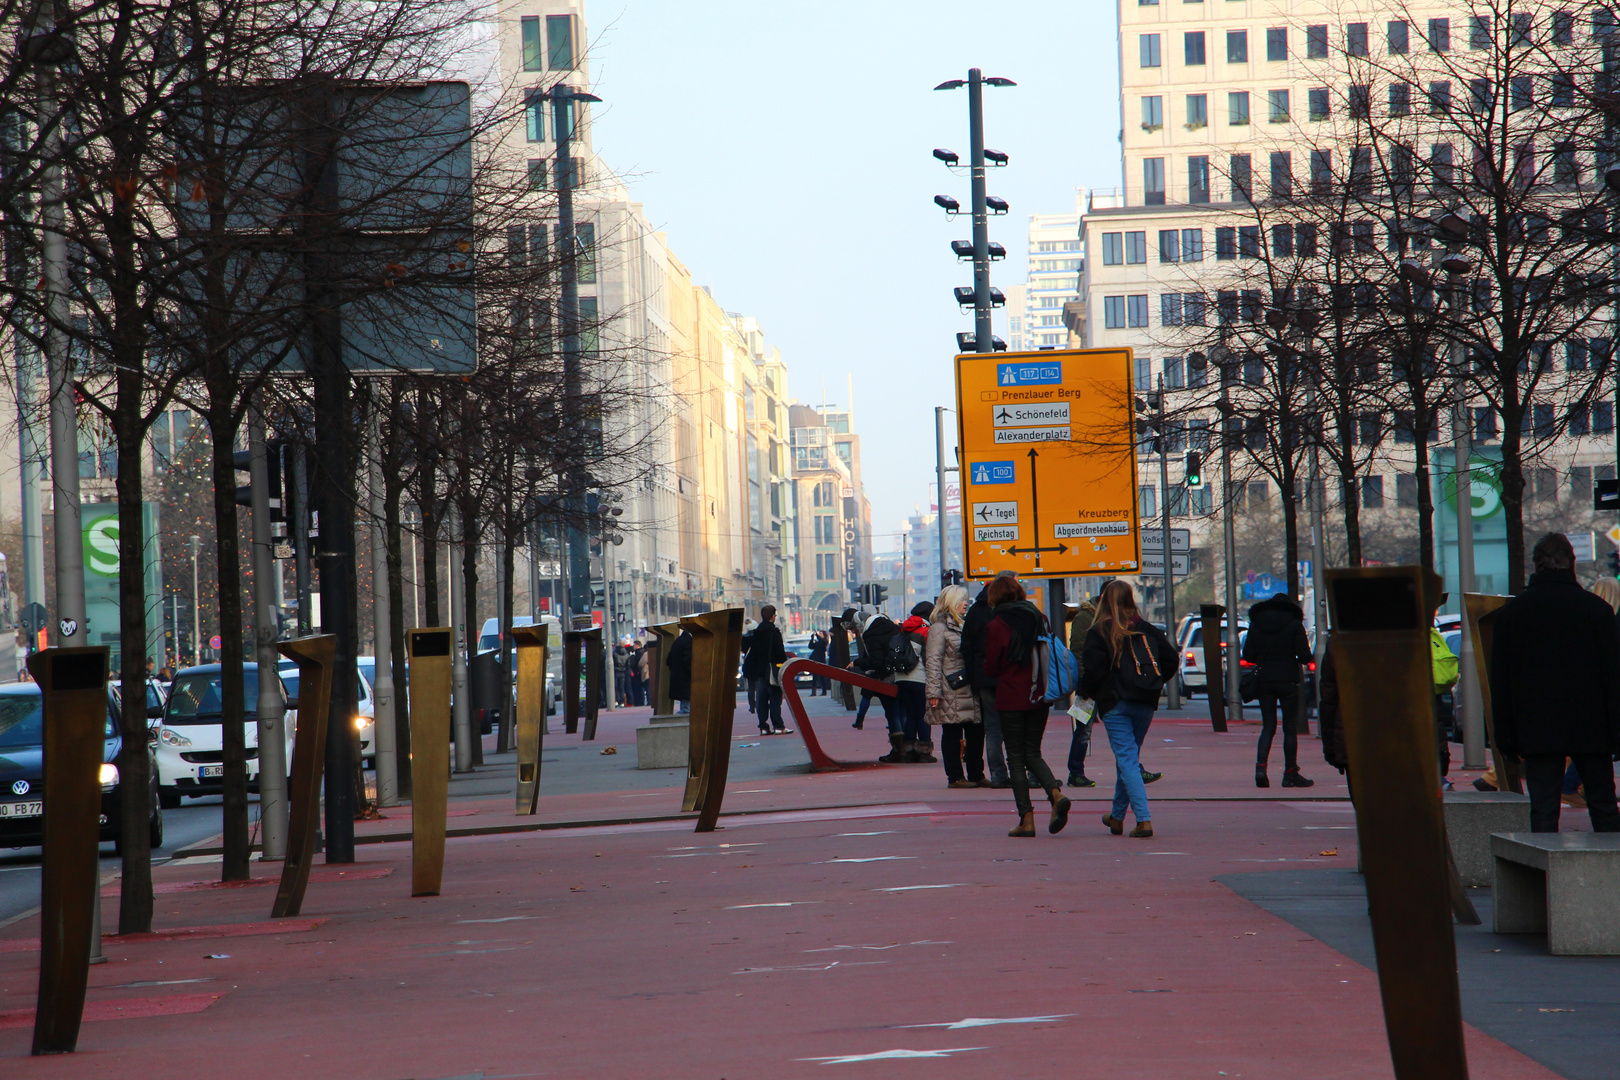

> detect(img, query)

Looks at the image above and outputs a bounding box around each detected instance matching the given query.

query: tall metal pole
[935,406,950,581]
[248,412,289,858]
[554,83,595,626]
[450,522,473,773]
[367,407,398,805]
[967,69,992,353]
[1220,368,1243,720]
[1157,379,1180,709]
[188,536,202,664]
[1450,287,1482,767]
[18,337,45,654]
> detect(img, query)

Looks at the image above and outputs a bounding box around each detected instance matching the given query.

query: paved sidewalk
[0,695,1588,1078]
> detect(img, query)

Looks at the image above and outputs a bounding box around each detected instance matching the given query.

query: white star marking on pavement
[797,1047,989,1064]
[900,1014,1074,1030]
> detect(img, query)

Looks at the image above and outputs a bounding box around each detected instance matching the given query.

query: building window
[1473,407,1498,441]
[1571,405,1591,437]
[1390,83,1411,116]
[1307,24,1328,58]
[1553,10,1574,45]
[1125,231,1148,264]
[1228,29,1248,62]
[1216,226,1236,260]
[1270,151,1292,198]
[1429,81,1452,114]
[1159,229,1180,262]
[1186,93,1207,127]
[1144,158,1166,205]
[1139,485,1157,520]
[1135,357,1153,390]
[1230,153,1251,200]
[1469,79,1493,113]
[1181,228,1203,261]
[1268,89,1290,122]
[1183,293,1207,324]
[1104,296,1126,328]
[1189,156,1210,202]
[1267,27,1287,60]
[1162,293,1183,325]
[1396,474,1418,508]
[1127,294,1150,327]
[1511,12,1533,46]
[1598,401,1616,434]
[1510,76,1532,111]
[527,158,548,189]
[520,16,544,71]
[524,90,546,142]
[1229,91,1250,125]
[1238,226,1261,257]
[1271,222,1294,256]
[1349,84,1370,118]
[1552,73,1578,107]
[1185,31,1206,65]
[1428,17,1451,52]
[1101,232,1123,265]
[1308,87,1330,120]
[1188,358,1209,390]
[1470,14,1491,50]
[1388,19,1409,54]
[575,222,596,284]
[1310,149,1332,194]
[1347,22,1369,56]
[1142,95,1163,128]
[547,14,575,69]
[1361,475,1384,509]
[1141,34,1162,67]
[1166,355,1185,388]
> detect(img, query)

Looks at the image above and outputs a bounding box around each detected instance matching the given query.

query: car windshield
[167,670,261,723]
[146,683,163,710]
[0,691,114,747]
[279,671,364,701]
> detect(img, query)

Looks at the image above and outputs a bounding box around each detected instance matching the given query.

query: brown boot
[1048,788,1071,834]
[1130,821,1154,838]
[1008,811,1036,837]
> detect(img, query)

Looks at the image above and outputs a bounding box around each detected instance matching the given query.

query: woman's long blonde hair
[1593,577,1620,613]
[1093,580,1142,658]
[932,584,968,623]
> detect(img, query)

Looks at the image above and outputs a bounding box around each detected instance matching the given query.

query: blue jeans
[1067,717,1091,778]
[1101,700,1154,823]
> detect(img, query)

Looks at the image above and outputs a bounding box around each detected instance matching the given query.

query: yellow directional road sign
[955,348,1141,580]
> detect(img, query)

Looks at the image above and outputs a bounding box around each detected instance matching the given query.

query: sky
[583,1,1124,553]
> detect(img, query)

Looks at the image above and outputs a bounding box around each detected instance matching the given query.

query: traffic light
[941,569,963,587]
[1608,550,1620,576]
[872,583,888,606]
[1185,452,1204,489]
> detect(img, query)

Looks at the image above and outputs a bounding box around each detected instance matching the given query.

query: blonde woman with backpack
[1079,581,1178,838]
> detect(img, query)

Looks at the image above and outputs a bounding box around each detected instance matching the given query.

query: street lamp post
[188,535,202,665]
[934,68,1014,355]
[1218,353,1243,721]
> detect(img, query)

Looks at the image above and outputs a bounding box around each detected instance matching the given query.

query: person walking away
[983,576,1070,837]
[853,610,906,761]
[1430,610,1460,788]
[1242,592,1315,789]
[1489,533,1620,832]
[741,605,789,735]
[961,571,1017,788]
[894,603,935,762]
[1065,597,1097,787]
[808,631,830,696]
[740,620,758,716]
[1081,580,1176,838]
[667,628,693,714]
[925,585,986,787]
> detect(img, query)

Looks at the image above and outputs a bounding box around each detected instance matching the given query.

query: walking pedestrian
[1065,596,1097,787]
[1489,533,1620,833]
[961,571,1017,788]
[853,610,907,762]
[741,605,788,735]
[667,627,693,714]
[808,630,830,696]
[982,575,1070,837]
[1241,592,1315,789]
[925,584,986,788]
[1081,580,1176,838]
[895,602,935,762]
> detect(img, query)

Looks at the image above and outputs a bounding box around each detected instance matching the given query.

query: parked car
[1179,622,1249,697]
[279,659,375,765]
[153,663,290,808]
[781,633,816,687]
[0,682,162,851]
[476,615,564,716]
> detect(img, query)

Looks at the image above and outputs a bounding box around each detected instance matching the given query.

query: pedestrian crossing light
[1185,452,1204,489]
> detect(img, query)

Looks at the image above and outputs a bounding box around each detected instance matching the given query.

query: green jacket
[1431,628,1459,691]
[1068,602,1097,686]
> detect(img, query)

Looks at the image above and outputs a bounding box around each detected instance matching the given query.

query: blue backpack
[1039,634,1081,704]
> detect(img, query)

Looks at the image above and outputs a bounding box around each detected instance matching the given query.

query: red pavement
[0,697,1557,1078]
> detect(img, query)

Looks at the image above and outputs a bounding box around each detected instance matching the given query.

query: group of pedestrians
[613,639,655,707]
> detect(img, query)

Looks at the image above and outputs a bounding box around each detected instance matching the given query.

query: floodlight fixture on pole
[935,68,1015,353]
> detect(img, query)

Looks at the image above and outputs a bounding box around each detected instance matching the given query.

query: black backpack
[1115,631,1168,703]
[886,633,921,675]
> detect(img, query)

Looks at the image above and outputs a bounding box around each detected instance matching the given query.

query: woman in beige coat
[925,584,987,788]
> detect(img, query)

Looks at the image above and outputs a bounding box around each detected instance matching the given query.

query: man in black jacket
[1490,533,1620,832]
[741,605,789,735]
[960,572,1016,787]
[667,629,693,713]
[1241,593,1315,788]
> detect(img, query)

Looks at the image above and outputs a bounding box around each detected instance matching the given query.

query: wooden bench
[1491,832,1620,955]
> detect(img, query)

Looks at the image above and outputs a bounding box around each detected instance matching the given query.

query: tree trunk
[206,409,251,882]
[460,491,482,766]
[1499,416,1528,594]
[1414,401,1435,574]
[1337,422,1363,568]
[497,524,516,754]
[382,447,412,799]
[113,355,154,933]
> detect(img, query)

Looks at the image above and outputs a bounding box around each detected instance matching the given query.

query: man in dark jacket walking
[1490,533,1620,832]
[960,571,1016,787]
[667,628,693,713]
[1242,593,1315,788]
[742,605,789,735]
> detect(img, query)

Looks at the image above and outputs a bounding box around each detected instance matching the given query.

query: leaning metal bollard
[1325,566,1469,1080]
[407,628,453,896]
[511,624,549,815]
[562,628,603,737]
[271,635,336,919]
[28,647,109,1056]
[685,608,744,832]
[1464,592,1520,794]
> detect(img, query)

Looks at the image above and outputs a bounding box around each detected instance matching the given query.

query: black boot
[911,740,937,764]
[1255,765,1269,788]
[1281,767,1314,788]
[878,734,907,764]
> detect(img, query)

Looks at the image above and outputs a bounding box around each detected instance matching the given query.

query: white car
[1178,621,1248,697]
[476,615,564,716]
[153,663,292,808]
[279,659,375,765]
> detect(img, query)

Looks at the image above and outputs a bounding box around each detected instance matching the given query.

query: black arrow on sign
[1005,447,1068,570]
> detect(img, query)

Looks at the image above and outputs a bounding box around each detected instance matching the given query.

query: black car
[0,682,162,852]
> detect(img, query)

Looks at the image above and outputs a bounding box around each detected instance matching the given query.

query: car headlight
[98,763,119,787]
[353,716,370,732]
[159,728,191,748]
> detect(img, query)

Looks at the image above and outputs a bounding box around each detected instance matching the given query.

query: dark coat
[1241,594,1312,685]
[667,630,693,702]
[741,620,786,679]
[1080,617,1177,716]
[960,590,996,691]
[983,601,1049,711]
[808,634,828,663]
[1316,640,1346,772]
[1068,602,1096,687]
[1489,569,1620,757]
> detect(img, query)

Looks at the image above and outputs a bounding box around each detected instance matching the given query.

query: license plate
[199,765,224,778]
[0,801,43,819]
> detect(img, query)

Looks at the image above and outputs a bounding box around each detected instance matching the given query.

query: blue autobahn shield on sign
[997,362,1063,386]
[971,461,1015,485]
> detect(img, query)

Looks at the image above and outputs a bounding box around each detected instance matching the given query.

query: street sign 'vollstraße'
[956,349,1141,579]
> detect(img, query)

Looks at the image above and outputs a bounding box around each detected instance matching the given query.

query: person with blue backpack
[982,575,1079,837]
[1080,580,1177,838]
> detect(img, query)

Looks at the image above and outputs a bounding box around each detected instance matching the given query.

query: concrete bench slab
[1491,831,1620,955]
[1445,792,1530,887]
[635,718,689,770]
